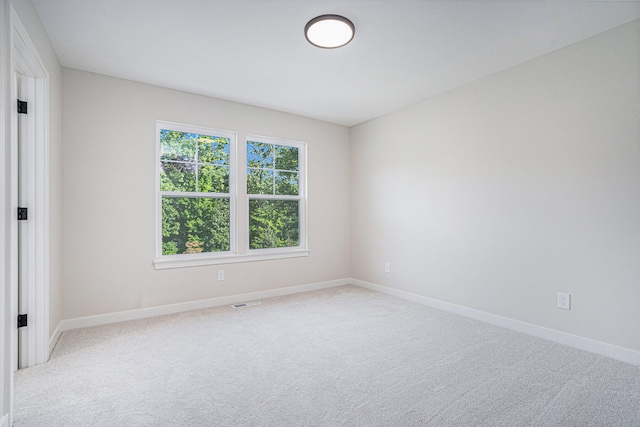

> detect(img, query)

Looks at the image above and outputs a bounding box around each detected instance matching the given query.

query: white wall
[61,68,351,320]
[350,20,640,352]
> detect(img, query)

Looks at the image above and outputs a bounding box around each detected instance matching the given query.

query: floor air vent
[232,301,261,308]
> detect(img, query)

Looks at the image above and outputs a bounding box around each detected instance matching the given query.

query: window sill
[153,248,310,270]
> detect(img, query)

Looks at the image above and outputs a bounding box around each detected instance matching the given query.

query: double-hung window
[155,122,307,269]
[246,136,306,251]
[157,122,236,258]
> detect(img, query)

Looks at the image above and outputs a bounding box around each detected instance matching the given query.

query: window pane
[249,199,299,249]
[160,161,196,192]
[198,136,230,165]
[160,130,196,162]
[247,141,274,168]
[275,171,298,195]
[247,168,274,195]
[198,165,229,193]
[274,146,298,171]
[162,197,230,255]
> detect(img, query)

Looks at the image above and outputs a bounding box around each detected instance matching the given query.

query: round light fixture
[305,14,355,49]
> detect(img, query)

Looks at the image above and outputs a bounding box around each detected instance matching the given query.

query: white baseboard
[60,278,349,332]
[352,278,640,366]
[49,322,63,357]
[55,277,640,366]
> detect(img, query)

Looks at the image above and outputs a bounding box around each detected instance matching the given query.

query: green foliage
[160,132,302,254]
[247,141,274,169]
[275,171,298,196]
[160,130,196,162]
[198,164,229,193]
[160,129,231,255]
[160,130,230,193]
[246,141,301,249]
[249,199,299,249]
[247,168,274,195]
[161,161,196,192]
[274,145,298,171]
[246,141,299,196]
[162,197,230,255]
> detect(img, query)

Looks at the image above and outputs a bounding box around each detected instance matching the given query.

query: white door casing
[1,4,50,423]
[9,3,50,370]
[1,3,51,424]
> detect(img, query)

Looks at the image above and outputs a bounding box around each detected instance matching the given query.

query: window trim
[154,121,237,261]
[153,248,310,270]
[246,134,308,253]
[153,125,310,270]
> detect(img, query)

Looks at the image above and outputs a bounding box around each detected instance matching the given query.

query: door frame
[1,1,51,422]
[0,0,9,422]
[9,3,50,370]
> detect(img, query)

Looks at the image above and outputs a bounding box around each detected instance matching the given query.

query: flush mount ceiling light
[305,14,355,49]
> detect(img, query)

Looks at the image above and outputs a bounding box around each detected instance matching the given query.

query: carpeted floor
[14,285,640,426]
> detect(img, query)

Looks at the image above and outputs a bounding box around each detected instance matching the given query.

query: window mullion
[247,194,300,201]
[271,145,276,195]
[194,137,199,192]
[272,169,276,195]
[161,191,230,199]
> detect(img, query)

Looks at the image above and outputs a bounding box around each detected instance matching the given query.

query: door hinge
[17,314,28,328]
[17,207,28,220]
[17,99,28,114]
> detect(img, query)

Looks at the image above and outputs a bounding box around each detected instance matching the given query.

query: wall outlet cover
[557,293,571,310]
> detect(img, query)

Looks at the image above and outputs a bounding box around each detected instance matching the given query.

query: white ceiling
[32,0,638,126]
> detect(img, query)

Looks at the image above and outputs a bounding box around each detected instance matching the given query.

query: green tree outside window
[247,140,301,249]
[160,129,231,255]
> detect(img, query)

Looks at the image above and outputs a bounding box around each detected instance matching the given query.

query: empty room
[1,0,639,425]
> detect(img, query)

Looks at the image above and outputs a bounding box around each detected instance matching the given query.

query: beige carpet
[14,285,640,426]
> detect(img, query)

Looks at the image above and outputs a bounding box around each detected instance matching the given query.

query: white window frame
[153,125,309,270]
[154,121,237,268]
[246,135,308,255]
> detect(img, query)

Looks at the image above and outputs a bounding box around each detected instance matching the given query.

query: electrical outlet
[217,270,224,281]
[384,263,390,273]
[557,293,571,310]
